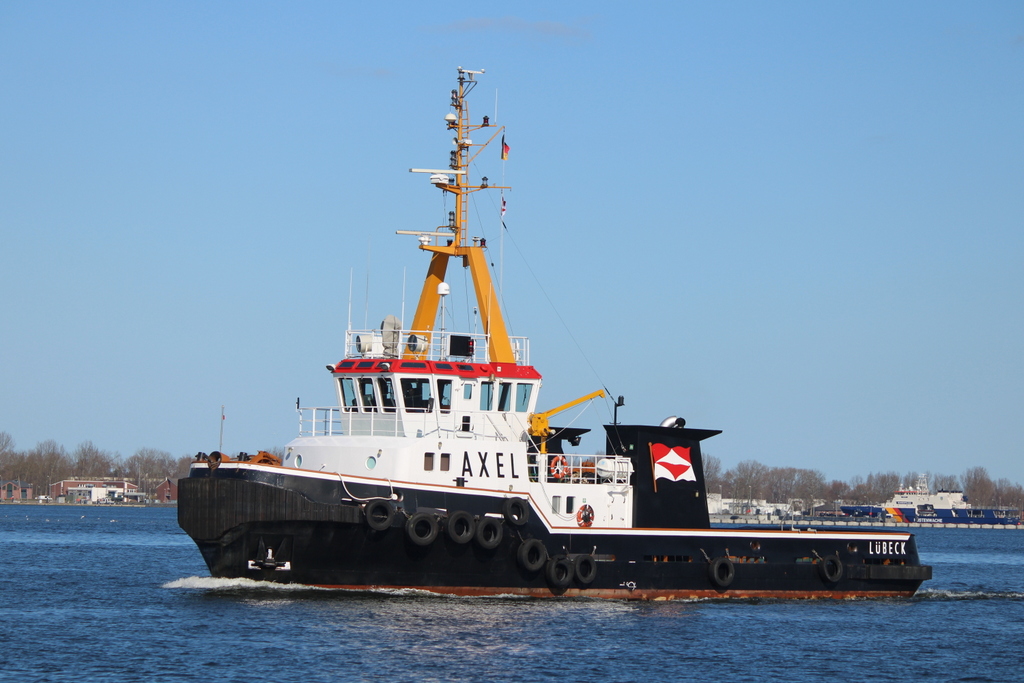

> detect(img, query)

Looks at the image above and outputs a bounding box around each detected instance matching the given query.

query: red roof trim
[332,359,541,380]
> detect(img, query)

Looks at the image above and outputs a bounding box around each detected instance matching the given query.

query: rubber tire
[365,499,394,531]
[574,554,598,585]
[818,554,844,583]
[406,512,439,546]
[502,497,530,526]
[546,555,573,589]
[708,556,735,588]
[475,516,503,550]
[517,539,547,572]
[446,510,476,545]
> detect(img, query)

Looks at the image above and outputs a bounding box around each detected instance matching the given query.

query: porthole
[749,540,761,551]
[366,456,377,470]
[847,543,858,553]
[295,454,302,468]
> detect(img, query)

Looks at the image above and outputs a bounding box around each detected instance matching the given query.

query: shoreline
[0,500,173,508]
[3,502,1018,527]
[710,513,1023,530]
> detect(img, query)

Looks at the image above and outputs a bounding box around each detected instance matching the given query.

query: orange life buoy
[549,455,569,480]
[576,504,594,527]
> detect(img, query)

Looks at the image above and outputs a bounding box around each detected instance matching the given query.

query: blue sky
[1,2,1021,483]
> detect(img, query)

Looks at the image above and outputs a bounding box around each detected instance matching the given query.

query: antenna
[347,268,353,333]
[364,237,371,329]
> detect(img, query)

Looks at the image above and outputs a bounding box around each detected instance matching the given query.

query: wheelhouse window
[480,381,494,410]
[515,383,533,412]
[377,377,397,412]
[463,383,473,400]
[401,377,433,412]
[358,378,378,411]
[437,379,453,413]
[339,378,358,412]
[497,382,512,412]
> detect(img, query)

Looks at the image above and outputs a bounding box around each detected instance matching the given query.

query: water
[1,506,1021,682]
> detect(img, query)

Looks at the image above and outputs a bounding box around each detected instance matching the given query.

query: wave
[914,588,1024,601]
[162,576,328,591]
[161,578,577,601]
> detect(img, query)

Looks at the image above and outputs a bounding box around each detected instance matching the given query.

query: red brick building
[155,478,178,502]
[1,480,34,500]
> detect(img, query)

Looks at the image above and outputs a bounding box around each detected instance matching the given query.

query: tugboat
[842,474,1021,525]
[179,68,932,598]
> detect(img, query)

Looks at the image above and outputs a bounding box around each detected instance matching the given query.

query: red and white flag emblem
[651,443,695,482]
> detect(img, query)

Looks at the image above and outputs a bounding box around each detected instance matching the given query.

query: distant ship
[178,67,932,598]
[841,474,1020,525]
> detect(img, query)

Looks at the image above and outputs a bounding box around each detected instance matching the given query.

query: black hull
[179,469,931,599]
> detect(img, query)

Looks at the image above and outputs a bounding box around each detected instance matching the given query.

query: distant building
[720,497,794,517]
[155,478,178,503]
[50,479,140,503]
[1,480,34,500]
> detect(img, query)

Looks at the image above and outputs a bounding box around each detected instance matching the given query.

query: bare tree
[763,467,799,504]
[962,466,995,508]
[0,431,15,457]
[175,455,194,480]
[0,432,19,482]
[865,471,901,503]
[825,479,850,507]
[71,441,116,479]
[930,473,961,492]
[794,469,826,514]
[729,460,770,503]
[702,453,723,495]
[23,440,71,493]
[120,447,176,494]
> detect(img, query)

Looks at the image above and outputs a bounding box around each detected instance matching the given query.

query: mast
[402,68,514,363]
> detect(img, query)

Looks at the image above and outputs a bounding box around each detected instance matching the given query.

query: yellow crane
[528,389,606,454]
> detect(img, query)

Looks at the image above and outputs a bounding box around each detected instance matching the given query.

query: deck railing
[297,407,525,441]
[535,453,632,485]
[344,328,530,365]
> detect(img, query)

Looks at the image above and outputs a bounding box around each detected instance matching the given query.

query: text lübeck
[867,540,907,556]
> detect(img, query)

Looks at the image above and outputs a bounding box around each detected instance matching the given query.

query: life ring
[475,516,503,550]
[576,504,595,528]
[502,497,530,526]
[364,499,394,531]
[549,455,569,480]
[818,553,844,583]
[406,512,439,546]
[545,555,573,589]
[708,556,735,588]
[446,510,476,544]
[574,554,597,584]
[517,539,547,572]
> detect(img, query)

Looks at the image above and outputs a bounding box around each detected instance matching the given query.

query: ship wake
[163,576,328,591]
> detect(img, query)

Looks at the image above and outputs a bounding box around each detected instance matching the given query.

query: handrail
[541,453,632,485]
[344,328,529,365]
[298,406,519,441]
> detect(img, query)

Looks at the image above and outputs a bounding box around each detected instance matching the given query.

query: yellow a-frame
[400,68,514,364]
